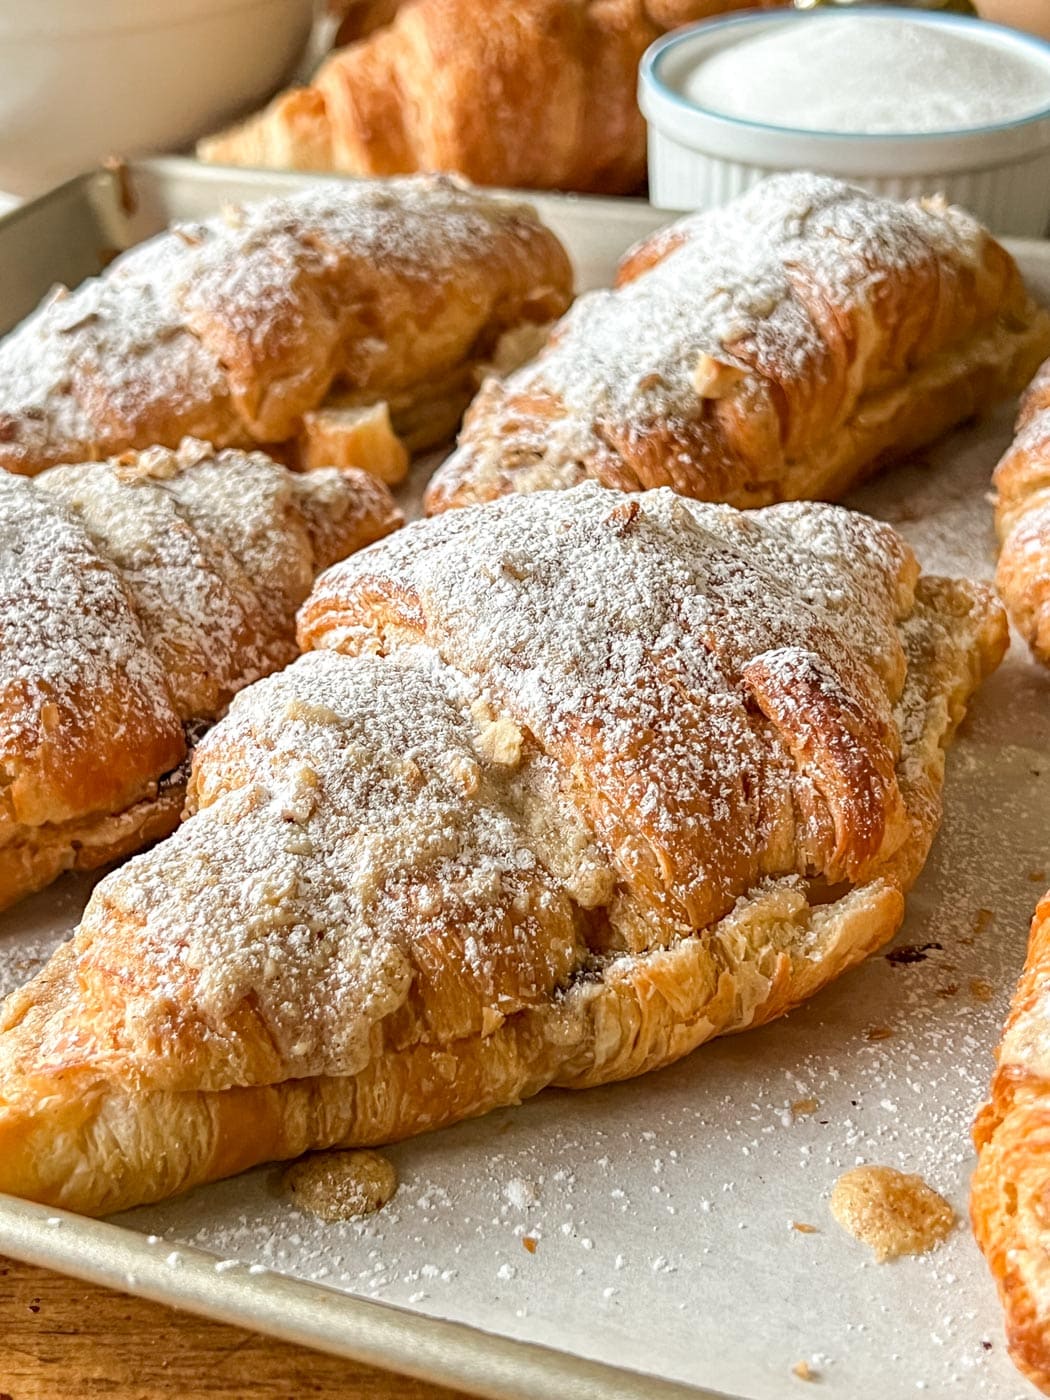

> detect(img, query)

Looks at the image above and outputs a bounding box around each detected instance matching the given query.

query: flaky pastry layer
[0,485,1005,1215]
[974,895,1050,1394]
[994,359,1050,666]
[0,178,572,480]
[425,174,1050,516]
[0,438,400,910]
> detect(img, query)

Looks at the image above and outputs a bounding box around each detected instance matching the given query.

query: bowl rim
[640,6,1050,144]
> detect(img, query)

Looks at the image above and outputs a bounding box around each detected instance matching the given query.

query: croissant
[0,178,572,481]
[0,437,399,912]
[425,173,1050,515]
[199,0,782,195]
[0,482,1005,1216]
[973,895,1050,1394]
[993,358,1050,665]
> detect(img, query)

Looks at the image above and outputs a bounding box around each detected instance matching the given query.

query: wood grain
[0,1256,470,1400]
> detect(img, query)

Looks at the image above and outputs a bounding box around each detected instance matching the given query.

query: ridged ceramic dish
[640,8,1050,234]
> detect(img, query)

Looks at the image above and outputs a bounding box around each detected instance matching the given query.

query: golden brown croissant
[0,437,399,912]
[993,359,1050,664]
[0,178,572,481]
[0,483,1005,1216]
[973,894,1050,1394]
[425,173,1050,515]
[199,0,783,195]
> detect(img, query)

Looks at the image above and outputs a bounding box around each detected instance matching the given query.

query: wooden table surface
[0,1255,471,1400]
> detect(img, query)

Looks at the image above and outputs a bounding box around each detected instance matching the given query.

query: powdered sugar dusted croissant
[993,359,1050,665]
[973,894,1050,1393]
[0,483,1004,1215]
[0,437,399,910]
[0,178,572,481]
[425,173,1050,515]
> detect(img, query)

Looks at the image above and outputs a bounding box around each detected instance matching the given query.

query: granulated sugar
[682,15,1050,135]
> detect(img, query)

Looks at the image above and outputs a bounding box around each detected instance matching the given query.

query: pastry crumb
[792,1360,818,1381]
[829,1165,955,1262]
[864,1025,893,1041]
[791,1221,818,1234]
[522,1235,538,1254]
[791,1098,819,1117]
[282,1149,397,1223]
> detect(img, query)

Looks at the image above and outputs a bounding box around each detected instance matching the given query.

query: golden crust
[0,179,572,479]
[201,0,661,195]
[0,439,400,911]
[972,892,1050,1394]
[201,0,786,195]
[425,176,1050,516]
[994,360,1050,665]
[0,485,1005,1215]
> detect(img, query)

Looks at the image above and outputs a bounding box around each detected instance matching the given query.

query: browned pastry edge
[0,782,187,918]
[994,360,1050,665]
[973,893,1050,1394]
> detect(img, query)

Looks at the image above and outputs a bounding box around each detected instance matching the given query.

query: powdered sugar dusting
[536,174,981,429]
[0,471,176,760]
[61,481,964,1106]
[432,173,998,509]
[0,203,1040,1400]
[0,439,396,884]
[0,176,568,474]
[74,645,585,1087]
[313,482,917,930]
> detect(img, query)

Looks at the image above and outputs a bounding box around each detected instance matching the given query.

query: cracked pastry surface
[0,437,400,911]
[425,173,1050,514]
[0,482,1005,1215]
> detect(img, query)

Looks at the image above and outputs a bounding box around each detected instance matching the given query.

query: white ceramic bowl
[639,8,1050,236]
[0,0,315,197]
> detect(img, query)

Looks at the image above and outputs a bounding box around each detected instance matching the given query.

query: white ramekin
[0,0,315,197]
[639,8,1050,236]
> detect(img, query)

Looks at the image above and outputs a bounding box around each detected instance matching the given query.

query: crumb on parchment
[283,1149,398,1223]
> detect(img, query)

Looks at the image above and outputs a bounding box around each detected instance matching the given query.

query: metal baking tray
[0,157,1048,1400]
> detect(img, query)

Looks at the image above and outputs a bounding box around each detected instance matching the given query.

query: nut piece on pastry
[0,437,400,912]
[0,178,572,480]
[0,482,1006,1217]
[973,893,1050,1394]
[993,358,1050,665]
[425,172,1050,515]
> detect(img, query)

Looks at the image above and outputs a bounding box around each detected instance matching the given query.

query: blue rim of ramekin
[641,6,1050,143]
